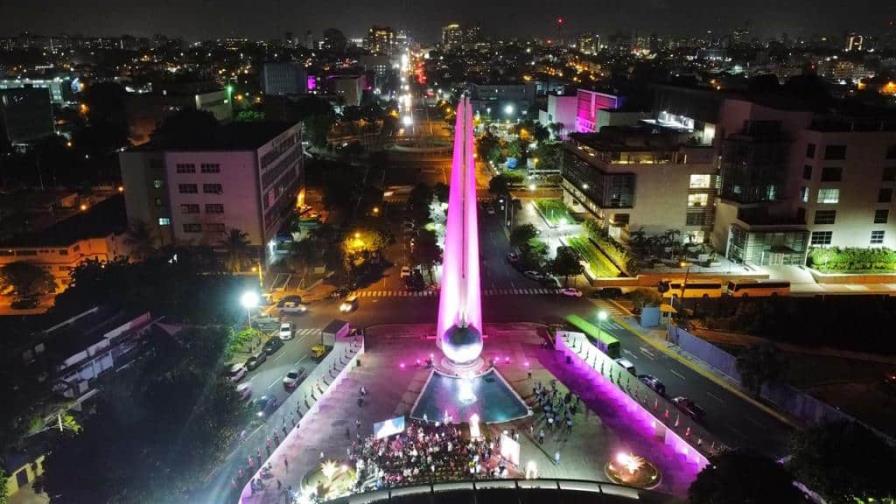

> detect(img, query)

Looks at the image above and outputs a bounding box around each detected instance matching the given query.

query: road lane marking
[267,376,280,389]
[622,349,639,360]
[706,392,725,404]
[638,347,657,360]
[669,369,686,380]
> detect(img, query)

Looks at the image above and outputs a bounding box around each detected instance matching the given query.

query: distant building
[0,77,73,105]
[365,25,395,56]
[846,33,864,52]
[468,82,536,117]
[578,33,601,54]
[561,127,718,243]
[119,122,303,255]
[442,23,481,49]
[261,62,308,96]
[538,94,577,139]
[125,88,233,145]
[329,75,366,106]
[574,89,624,133]
[358,54,391,87]
[0,87,55,148]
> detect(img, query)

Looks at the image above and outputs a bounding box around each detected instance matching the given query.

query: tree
[289,238,318,280]
[151,109,219,148]
[551,246,584,286]
[0,262,56,300]
[689,450,801,504]
[219,228,252,273]
[790,421,896,503]
[488,174,512,196]
[509,224,538,250]
[304,114,335,148]
[411,229,442,282]
[0,469,7,504]
[735,342,786,396]
[629,287,662,309]
[548,122,565,139]
[124,220,158,261]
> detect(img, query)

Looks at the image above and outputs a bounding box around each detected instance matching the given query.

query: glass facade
[719,122,789,204]
[728,225,809,265]
[561,150,635,208]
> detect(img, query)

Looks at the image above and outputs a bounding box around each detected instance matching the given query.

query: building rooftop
[139,121,298,151]
[0,194,126,248]
[569,125,708,152]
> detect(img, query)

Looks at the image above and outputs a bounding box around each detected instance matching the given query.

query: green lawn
[566,236,621,278]
[534,199,576,227]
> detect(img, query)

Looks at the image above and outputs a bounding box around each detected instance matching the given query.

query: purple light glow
[306,75,317,91]
[437,97,483,364]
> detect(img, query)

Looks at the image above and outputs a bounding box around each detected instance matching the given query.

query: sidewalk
[602,300,800,430]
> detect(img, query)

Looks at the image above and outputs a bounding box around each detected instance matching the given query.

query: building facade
[365,25,395,56]
[468,82,537,118]
[575,89,623,133]
[119,122,303,254]
[261,62,307,96]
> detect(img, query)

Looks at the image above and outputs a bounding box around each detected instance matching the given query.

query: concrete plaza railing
[555,332,721,469]
[238,333,365,503]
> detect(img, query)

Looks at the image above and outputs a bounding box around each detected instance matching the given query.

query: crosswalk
[291,328,321,338]
[354,288,565,299]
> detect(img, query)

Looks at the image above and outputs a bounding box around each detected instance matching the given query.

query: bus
[659,279,724,299]
[565,314,621,359]
[725,280,791,297]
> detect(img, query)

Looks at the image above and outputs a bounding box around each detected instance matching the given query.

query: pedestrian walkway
[354,288,565,298]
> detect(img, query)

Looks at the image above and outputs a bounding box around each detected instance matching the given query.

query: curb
[604,300,800,430]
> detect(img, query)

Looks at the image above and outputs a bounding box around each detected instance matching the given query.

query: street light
[240,290,260,324]
[678,261,691,309]
[597,310,608,339]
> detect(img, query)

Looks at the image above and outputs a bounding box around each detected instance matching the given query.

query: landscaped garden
[807,247,896,273]
[566,236,622,278]
[534,199,577,227]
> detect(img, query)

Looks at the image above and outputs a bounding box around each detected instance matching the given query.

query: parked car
[339,295,359,313]
[253,395,278,418]
[638,375,666,396]
[283,368,306,389]
[263,337,284,355]
[278,322,293,340]
[226,362,248,382]
[672,396,706,421]
[615,358,637,376]
[591,287,623,299]
[278,296,306,314]
[486,206,496,215]
[245,351,267,370]
[560,288,583,297]
[236,382,252,401]
[400,266,412,278]
[523,270,545,281]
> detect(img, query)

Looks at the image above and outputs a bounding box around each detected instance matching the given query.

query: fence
[667,325,894,444]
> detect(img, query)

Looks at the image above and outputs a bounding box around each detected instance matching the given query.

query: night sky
[2,0,894,43]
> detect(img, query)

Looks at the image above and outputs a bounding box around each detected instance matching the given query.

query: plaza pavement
[239,323,702,503]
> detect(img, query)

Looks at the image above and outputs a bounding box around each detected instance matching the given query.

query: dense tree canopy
[689,450,801,504]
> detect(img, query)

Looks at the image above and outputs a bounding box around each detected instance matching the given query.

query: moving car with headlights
[672,396,706,421]
[278,322,293,340]
[253,395,278,418]
[339,295,359,313]
[278,295,307,314]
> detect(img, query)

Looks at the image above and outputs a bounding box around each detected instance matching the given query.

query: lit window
[158,217,170,226]
[871,231,885,245]
[687,193,709,207]
[817,188,839,204]
[810,231,832,246]
[689,174,711,189]
[800,187,809,203]
[153,179,164,189]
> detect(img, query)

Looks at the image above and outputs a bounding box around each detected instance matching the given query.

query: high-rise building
[119,122,303,253]
[365,25,395,56]
[577,33,601,55]
[261,62,307,96]
[846,32,864,52]
[442,23,480,49]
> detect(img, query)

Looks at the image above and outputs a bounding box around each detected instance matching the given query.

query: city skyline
[1,0,895,42]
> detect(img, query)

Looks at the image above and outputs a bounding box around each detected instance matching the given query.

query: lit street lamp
[597,310,608,339]
[678,261,691,309]
[240,290,260,324]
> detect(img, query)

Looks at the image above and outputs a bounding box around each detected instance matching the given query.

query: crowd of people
[531,379,581,444]
[349,419,510,491]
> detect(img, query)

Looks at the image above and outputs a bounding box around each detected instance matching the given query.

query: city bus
[565,314,621,359]
[725,280,791,297]
[659,279,724,299]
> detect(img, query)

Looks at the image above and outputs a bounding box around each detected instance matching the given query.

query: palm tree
[124,220,157,261]
[219,228,252,273]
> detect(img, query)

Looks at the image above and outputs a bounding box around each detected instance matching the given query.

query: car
[672,396,706,421]
[226,362,248,382]
[278,322,293,340]
[486,206,496,215]
[541,277,562,288]
[523,270,545,281]
[339,295,359,313]
[560,288,583,297]
[638,375,666,396]
[400,266,412,278]
[246,350,267,370]
[278,295,307,314]
[591,287,624,299]
[311,344,328,361]
[253,395,279,418]
[329,287,351,299]
[10,296,39,310]
[263,337,284,355]
[282,368,306,389]
[615,358,637,376]
[236,382,252,401]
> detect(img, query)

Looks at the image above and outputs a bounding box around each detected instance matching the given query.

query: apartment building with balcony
[120,122,303,255]
[561,126,718,243]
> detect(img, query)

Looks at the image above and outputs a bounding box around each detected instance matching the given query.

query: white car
[236,382,252,401]
[278,322,293,340]
[339,295,358,313]
[279,300,307,314]
[282,368,306,389]
[227,362,247,383]
[560,288,583,297]
[400,266,412,278]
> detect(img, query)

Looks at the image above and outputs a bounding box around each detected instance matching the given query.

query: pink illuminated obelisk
[436,96,483,365]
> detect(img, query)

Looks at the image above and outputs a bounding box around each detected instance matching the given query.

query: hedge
[807,247,896,273]
[566,236,621,278]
